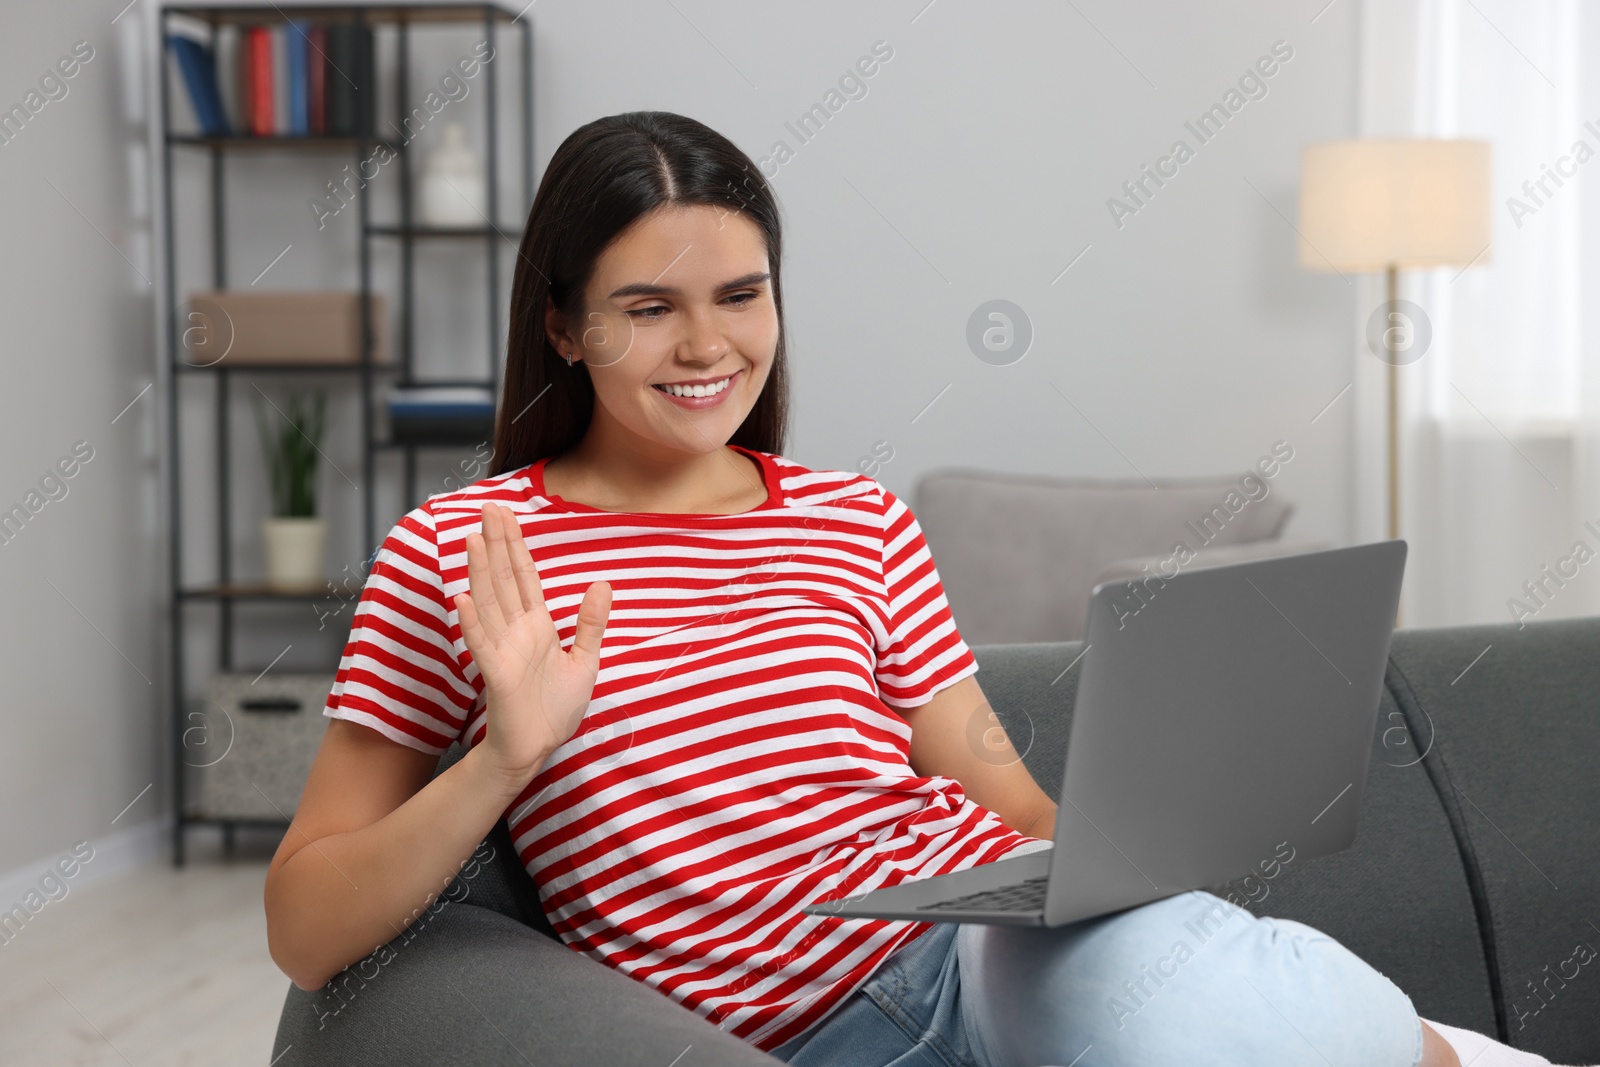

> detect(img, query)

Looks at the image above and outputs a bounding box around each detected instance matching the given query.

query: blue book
[286,22,309,135]
[387,386,496,445]
[166,34,231,136]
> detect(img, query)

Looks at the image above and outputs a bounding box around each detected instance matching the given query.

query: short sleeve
[874,485,979,708]
[323,503,479,754]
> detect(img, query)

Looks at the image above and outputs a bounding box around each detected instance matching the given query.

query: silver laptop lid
[1043,540,1407,926]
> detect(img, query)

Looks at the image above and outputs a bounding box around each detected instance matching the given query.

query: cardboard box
[184,290,390,365]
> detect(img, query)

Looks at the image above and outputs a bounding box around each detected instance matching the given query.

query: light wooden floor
[0,832,289,1067]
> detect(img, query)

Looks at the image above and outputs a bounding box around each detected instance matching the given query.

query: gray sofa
[272,616,1600,1066]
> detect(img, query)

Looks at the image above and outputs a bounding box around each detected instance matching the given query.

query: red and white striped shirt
[324,444,1049,1051]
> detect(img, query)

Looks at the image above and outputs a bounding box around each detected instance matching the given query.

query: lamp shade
[1297,139,1492,272]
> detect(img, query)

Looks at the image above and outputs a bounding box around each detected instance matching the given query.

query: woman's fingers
[501,504,549,617]
[464,527,507,643]
[454,591,496,673]
[466,503,608,678]
[569,580,612,671]
[483,504,526,625]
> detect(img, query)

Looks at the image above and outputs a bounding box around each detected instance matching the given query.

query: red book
[248,26,274,136]
[308,24,326,135]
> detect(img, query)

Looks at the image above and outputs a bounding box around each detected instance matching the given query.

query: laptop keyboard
[918,875,1049,913]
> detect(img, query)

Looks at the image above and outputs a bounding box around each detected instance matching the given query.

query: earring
[563,349,573,366]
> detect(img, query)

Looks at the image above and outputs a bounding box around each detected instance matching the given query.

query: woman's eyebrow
[608,271,770,300]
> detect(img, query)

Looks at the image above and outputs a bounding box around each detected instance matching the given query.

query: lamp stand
[1386,263,1399,544]
[1385,262,1403,629]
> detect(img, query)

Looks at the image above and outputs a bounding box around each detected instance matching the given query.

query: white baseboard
[0,818,166,907]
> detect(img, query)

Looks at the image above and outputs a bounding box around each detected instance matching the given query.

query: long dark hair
[491,111,791,477]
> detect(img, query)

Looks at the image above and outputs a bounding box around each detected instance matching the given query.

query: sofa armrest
[270,901,784,1067]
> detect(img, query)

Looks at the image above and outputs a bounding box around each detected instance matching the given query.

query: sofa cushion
[916,470,1294,645]
[969,641,1498,1037]
[431,743,555,938]
[1094,538,1334,589]
[1385,617,1600,1065]
[1209,679,1499,1035]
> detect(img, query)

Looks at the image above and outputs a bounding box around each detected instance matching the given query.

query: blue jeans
[769,890,1423,1067]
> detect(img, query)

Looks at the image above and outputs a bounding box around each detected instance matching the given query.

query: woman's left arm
[898,674,1059,841]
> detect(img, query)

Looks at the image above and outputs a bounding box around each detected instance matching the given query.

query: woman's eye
[628,293,757,319]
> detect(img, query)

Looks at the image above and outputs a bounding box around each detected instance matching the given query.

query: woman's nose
[680,304,730,361]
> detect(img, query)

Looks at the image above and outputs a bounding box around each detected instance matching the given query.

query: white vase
[262,516,327,589]
[420,122,485,226]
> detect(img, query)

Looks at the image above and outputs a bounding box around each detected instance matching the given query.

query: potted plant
[253,389,328,589]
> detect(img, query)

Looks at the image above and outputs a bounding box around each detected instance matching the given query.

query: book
[246,25,274,135]
[185,18,369,140]
[214,26,239,132]
[271,22,289,135]
[386,386,497,445]
[237,23,253,134]
[352,22,374,136]
[324,21,374,137]
[307,24,326,136]
[324,23,354,136]
[388,386,496,410]
[286,21,309,135]
[166,33,230,136]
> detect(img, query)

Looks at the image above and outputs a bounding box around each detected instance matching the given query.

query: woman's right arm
[263,719,540,991]
[264,501,612,991]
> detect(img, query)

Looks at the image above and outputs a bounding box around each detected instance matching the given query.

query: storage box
[184,290,390,365]
[190,671,336,820]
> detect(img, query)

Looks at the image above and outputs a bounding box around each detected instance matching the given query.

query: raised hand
[453,502,612,791]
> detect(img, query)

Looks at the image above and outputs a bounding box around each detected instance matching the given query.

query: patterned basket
[189,672,336,820]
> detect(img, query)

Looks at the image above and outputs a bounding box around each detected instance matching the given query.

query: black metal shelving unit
[157,2,533,864]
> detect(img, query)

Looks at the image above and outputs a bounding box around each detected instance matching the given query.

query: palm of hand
[453,502,612,784]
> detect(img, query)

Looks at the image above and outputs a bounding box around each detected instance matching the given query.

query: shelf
[173,364,499,388]
[165,3,525,26]
[368,223,517,238]
[175,359,403,374]
[388,377,497,388]
[168,133,400,152]
[375,437,496,450]
[159,0,532,866]
[180,582,333,600]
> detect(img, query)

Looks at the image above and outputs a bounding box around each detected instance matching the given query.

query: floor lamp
[1296,139,1492,549]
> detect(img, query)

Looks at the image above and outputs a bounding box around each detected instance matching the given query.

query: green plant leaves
[253,389,327,518]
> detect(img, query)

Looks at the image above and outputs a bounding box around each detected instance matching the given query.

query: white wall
[0,0,1363,876]
[0,1,164,879]
[522,0,1362,532]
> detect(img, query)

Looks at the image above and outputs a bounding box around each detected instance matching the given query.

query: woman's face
[550,203,779,457]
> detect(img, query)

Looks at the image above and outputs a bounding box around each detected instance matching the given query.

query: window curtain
[1358,0,1600,628]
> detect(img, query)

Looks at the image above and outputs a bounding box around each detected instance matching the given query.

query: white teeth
[657,376,731,398]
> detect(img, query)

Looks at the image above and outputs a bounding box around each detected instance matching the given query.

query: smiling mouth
[652,370,739,398]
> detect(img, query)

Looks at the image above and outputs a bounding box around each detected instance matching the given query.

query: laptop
[801,540,1407,927]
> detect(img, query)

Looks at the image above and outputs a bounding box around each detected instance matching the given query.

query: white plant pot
[262,516,327,589]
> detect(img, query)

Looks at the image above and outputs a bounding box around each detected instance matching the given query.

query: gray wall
[521,1,1362,523]
[0,1,162,878]
[0,0,1360,877]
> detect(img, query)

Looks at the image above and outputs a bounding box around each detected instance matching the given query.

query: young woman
[265,111,1489,1067]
